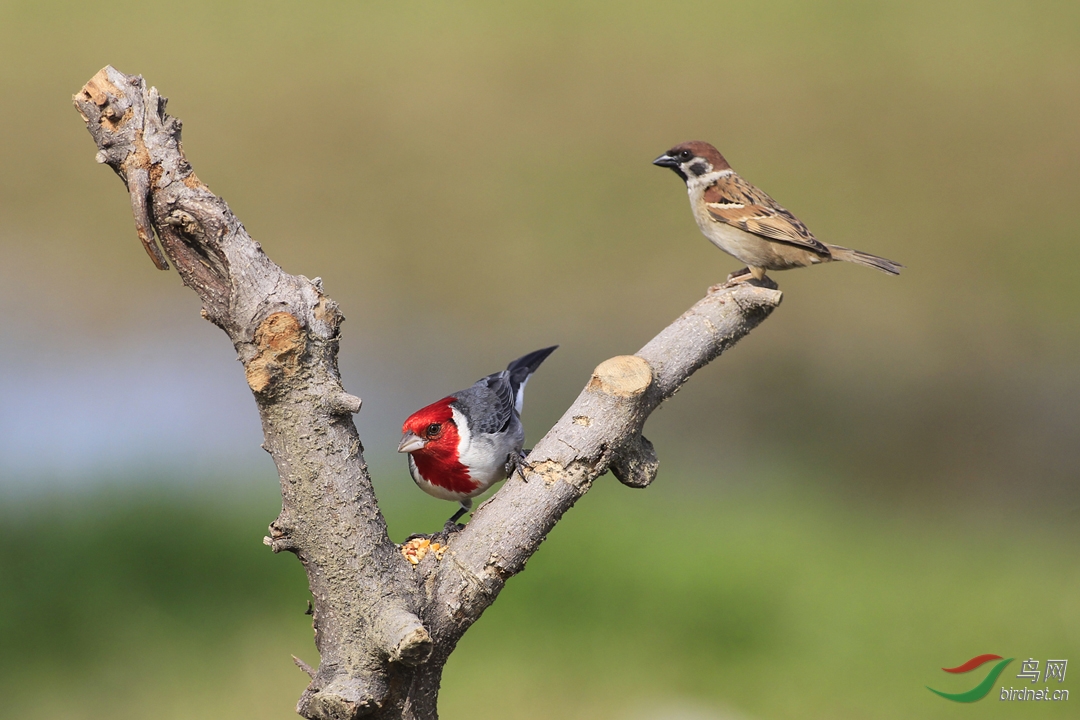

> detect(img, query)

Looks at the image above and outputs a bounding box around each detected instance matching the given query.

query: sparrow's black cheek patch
[688,162,708,177]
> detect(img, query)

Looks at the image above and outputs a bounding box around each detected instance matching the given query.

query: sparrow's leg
[723,266,754,285]
[721,266,772,288]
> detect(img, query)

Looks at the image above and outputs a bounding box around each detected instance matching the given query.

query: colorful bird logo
[927,654,1014,702]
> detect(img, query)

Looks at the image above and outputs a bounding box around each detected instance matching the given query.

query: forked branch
[74,66,781,720]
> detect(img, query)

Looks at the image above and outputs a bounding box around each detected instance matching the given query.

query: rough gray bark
[74,66,782,720]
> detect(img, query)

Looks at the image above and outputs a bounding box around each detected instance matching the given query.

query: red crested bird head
[398,397,457,455]
[397,397,477,494]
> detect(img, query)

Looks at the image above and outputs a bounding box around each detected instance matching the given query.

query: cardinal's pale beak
[397,432,426,454]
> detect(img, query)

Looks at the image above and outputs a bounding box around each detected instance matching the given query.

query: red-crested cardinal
[653,141,902,282]
[397,346,558,523]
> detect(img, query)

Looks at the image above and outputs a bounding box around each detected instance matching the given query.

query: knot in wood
[391,626,434,666]
[587,355,652,398]
[245,312,306,393]
[165,209,201,236]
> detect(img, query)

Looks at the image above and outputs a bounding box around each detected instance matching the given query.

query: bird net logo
[927,654,1069,703]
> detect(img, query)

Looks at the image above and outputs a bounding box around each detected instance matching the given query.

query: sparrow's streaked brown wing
[703,173,829,255]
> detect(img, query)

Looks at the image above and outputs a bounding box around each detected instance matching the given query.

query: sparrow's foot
[715,267,778,291]
[720,267,757,287]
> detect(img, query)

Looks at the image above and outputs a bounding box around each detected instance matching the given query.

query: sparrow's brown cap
[659,141,731,171]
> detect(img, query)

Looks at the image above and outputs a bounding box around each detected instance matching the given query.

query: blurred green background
[1,1,1078,718]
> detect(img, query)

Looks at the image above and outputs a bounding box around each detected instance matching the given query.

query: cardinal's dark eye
[424,423,442,438]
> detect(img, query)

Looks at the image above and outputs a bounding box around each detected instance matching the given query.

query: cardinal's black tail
[506,345,558,411]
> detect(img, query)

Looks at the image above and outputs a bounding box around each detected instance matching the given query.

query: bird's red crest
[402,396,455,437]
[402,397,478,494]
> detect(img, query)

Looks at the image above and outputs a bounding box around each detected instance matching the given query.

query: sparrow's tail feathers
[828,245,903,275]
[506,345,558,412]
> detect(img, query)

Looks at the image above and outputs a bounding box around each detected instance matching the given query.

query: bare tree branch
[74,66,781,720]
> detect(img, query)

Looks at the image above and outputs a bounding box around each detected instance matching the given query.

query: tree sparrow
[654,141,902,281]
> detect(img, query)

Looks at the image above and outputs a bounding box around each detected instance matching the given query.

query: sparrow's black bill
[652,154,679,168]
